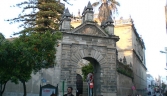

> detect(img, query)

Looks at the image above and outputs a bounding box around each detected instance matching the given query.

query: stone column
[100,48,117,96]
[61,44,77,95]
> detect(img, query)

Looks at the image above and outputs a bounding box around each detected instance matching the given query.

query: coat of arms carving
[74,25,107,37]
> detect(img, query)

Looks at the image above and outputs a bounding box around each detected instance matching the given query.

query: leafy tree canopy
[81,63,93,81]
[8,0,64,34]
[0,31,62,96]
[0,33,18,95]
[4,0,64,95]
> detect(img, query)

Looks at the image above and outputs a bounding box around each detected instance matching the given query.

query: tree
[8,0,64,34]
[13,31,61,96]
[0,33,5,44]
[0,31,62,96]
[0,33,18,96]
[81,63,93,81]
[92,0,120,22]
[6,0,64,95]
[62,0,73,6]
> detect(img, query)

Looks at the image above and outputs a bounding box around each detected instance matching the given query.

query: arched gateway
[59,2,119,96]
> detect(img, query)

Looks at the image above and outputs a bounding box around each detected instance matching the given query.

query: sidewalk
[152,93,163,96]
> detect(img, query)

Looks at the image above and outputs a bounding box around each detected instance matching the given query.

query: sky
[0,0,167,79]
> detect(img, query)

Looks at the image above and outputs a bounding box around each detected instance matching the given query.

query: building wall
[131,28,145,65]
[117,73,133,96]
[114,25,133,51]
[117,50,133,64]
[71,21,82,28]
[133,53,147,95]
[131,28,147,95]
[71,18,147,95]
[114,19,147,95]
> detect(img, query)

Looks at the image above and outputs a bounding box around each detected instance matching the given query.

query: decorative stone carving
[75,25,106,36]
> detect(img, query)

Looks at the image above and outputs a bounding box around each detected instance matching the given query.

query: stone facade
[117,73,133,96]
[114,19,147,95]
[59,2,120,96]
[71,16,147,95]
[60,21,119,96]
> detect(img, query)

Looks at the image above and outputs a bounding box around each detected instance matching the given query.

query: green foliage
[117,62,133,79]
[0,34,18,95]
[8,0,64,34]
[5,0,63,95]
[0,31,62,96]
[35,0,64,32]
[12,31,62,75]
[81,63,93,81]
[0,33,5,44]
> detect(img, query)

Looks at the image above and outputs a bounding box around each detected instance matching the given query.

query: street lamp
[160,47,167,69]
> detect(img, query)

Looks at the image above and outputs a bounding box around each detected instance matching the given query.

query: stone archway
[71,46,108,95]
[83,57,101,96]
[76,57,101,96]
[61,42,117,96]
[60,20,119,96]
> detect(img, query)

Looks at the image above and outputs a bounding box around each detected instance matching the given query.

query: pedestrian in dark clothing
[63,87,74,96]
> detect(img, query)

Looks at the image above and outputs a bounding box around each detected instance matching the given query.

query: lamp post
[160,47,167,69]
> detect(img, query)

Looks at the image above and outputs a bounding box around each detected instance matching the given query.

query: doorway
[76,57,101,96]
[76,74,83,96]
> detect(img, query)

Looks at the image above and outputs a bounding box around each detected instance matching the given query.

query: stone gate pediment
[70,22,109,37]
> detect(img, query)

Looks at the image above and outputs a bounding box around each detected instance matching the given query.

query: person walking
[63,87,74,96]
[87,73,94,96]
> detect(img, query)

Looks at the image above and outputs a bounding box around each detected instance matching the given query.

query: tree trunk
[0,81,7,96]
[22,81,27,96]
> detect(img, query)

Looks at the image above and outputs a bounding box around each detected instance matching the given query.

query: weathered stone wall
[117,72,133,96]
[114,26,133,50]
[114,22,147,95]
[60,32,118,96]
[132,53,147,95]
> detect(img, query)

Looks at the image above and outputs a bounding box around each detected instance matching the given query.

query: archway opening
[76,57,101,96]
[76,74,83,96]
